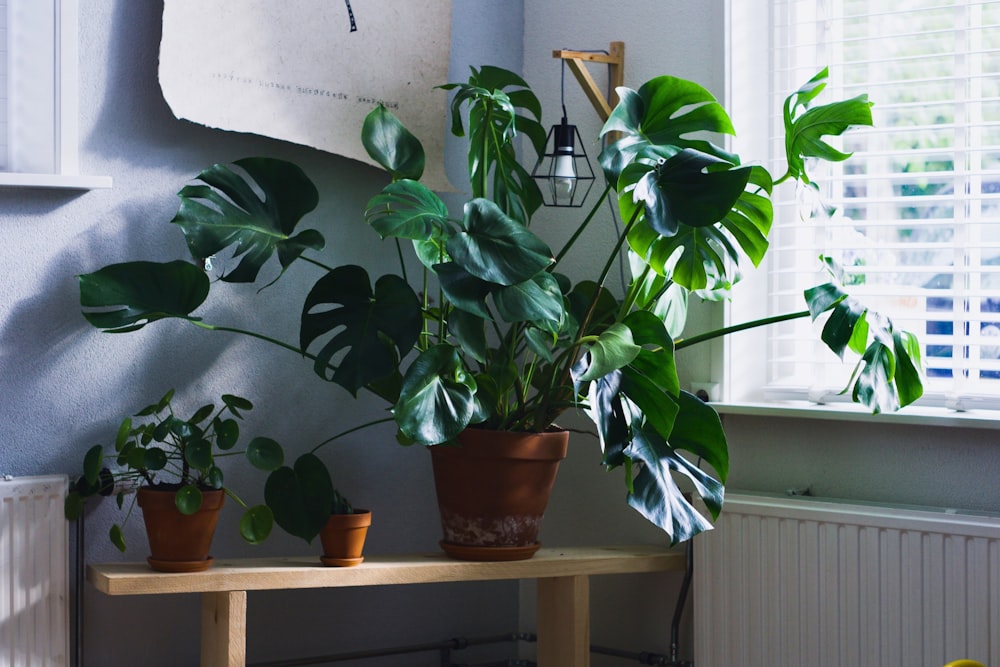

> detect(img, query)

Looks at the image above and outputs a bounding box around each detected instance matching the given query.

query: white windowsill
[0,172,113,189]
[710,400,1000,430]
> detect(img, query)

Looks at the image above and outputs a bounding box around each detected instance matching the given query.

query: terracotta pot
[319,509,372,567]
[429,428,568,561]
[137,487,224,572]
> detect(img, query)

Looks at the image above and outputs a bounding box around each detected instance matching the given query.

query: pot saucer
[320,555,365,567]
[440,541,540,561]
[147,556,214,572]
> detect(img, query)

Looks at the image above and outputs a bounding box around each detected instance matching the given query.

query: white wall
[6,1,993,665]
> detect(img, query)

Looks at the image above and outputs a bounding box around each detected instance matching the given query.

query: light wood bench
[88,544,685,667]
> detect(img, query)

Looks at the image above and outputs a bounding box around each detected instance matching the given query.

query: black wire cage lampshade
[531,116,596,208]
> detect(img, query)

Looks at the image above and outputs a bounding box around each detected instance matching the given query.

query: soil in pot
[137,486,224,572]
[429,428,568,561]
[319,509,371,567]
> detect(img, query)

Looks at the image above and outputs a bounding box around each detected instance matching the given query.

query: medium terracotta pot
[319,509,372,567]
[137,486,224,572]
[429,428,568,561]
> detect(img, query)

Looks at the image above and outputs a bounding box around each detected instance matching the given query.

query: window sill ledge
[0,172,113,190]
[710,400,1000,430]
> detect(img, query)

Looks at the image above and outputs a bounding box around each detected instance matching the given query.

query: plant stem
[191,322,307,358]
[300,255,337,274]
[675,309,811,350]
[552,183,613,266]
[310,416,398,453]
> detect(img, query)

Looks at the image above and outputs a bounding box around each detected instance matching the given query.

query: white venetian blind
[751,0,1000,410]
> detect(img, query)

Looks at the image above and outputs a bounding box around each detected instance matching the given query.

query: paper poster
[159,1,453,190]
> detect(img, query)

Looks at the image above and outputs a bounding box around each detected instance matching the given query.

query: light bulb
[554,147,577,200]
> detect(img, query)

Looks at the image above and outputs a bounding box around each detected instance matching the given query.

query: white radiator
[694,492,1000,667]
[0,475,69,667]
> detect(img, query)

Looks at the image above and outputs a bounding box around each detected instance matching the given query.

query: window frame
[0,0,110,189]
[718,0,1000,423]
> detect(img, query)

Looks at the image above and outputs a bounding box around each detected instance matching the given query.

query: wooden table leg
[537,575,590,667]
[201,590,247,667]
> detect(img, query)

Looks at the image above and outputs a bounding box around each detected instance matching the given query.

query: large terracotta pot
[429,428,568,561]
[319,509,372,567]
[137,486,224,572]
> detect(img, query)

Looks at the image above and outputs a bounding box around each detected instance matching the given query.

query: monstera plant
[78,66,923,546]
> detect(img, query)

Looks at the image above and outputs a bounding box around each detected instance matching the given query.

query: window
[726,0,1000,411]
[1,0,110,188]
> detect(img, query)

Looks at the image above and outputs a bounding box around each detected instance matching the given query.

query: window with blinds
[727,0,1000,411]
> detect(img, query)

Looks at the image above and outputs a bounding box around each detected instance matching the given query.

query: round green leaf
[214,418,239,450]
[246,437,284,471]
[240,505,274,544]
[207,466,224,489]
[82,444,104,485]
[185,439,213,471]
[174,485,203,515]
[143,447,168,471]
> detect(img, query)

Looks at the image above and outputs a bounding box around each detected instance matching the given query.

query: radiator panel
[0,475,69,667]
[694,493,1000,667]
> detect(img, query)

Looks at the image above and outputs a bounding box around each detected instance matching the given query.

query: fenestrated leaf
[395,344,477,445]
[581,368,629,467]
[441,66,545,222]
[175,485,203,515]
[625,420,723,546]
[264,453,334,544]
[447,199,554,286]
[365,179,449,240]
[600,75,738,185]
[172,158,324,283]
[663,390,729,486]
[246,437,284,472]
[239,505,274,544]
[361,105,425,181]
[633,150,753,235]
[782,69,874,184]
[300,265,422,396]
[79,261,209,333]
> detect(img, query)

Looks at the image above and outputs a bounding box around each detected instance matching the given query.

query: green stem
[310,416,398,453]
[552,183,613,266]
[675,309,811,350]
[191,321,307,358]
[394,238,409,285]
[300,255,337,273]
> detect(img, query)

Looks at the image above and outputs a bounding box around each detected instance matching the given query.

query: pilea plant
[64,389,284,551]
[76,67,923,546]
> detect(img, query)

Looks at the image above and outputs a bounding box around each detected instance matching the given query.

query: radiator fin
[694,493,1000,667]
[0,475,69,667]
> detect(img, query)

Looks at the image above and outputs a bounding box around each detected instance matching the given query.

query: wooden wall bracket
[551,41,625,122]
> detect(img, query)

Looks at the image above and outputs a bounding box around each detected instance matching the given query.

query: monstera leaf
[599,75,739,185]
[440,66,546,222]
[394,344,478,445]
[805,271,924,413]
[361,104,425,181]
[172,157,324,283]
[300,265,422,396]
[79,260,209,333]
[364,179,451,241]
[447,198,554,286]
[782,68,874,184]
[624,165,773,291]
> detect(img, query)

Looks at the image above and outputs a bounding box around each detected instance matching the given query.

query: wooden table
[88,544,685,667]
